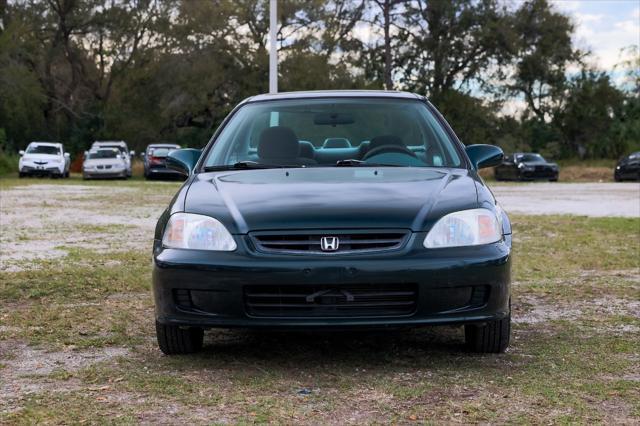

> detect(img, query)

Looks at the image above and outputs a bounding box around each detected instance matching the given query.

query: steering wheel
[363,144,418,161]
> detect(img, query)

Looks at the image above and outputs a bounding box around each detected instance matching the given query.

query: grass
[0,179,639,423]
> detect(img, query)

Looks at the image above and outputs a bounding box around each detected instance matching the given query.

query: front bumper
[153,234,512,329]
[147,166,182,177]
[83,169,126,179]
[20,165,63,176]
[519,168,558,180]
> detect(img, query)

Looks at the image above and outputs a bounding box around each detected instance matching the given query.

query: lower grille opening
[173,289,193,309]
[244,283,417,318]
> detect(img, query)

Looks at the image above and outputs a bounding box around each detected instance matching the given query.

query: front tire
[155,321,204,355]
[465,315,510,353]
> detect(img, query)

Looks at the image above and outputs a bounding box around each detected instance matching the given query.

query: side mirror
[465,144,503,169]
[129,150,135,157]
[166,148,202,176]
[19,150,25,156]
[140,152,146,158]
[64,152,70,158]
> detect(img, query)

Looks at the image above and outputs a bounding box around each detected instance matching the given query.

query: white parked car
[82,148,129,180]
[19,142,70,178]
[90,141,134,177]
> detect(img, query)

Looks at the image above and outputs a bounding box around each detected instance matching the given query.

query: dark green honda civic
[152,90,512,355]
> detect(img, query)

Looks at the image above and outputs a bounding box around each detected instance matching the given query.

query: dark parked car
[152,91,512,355]
[494,153,559,181]
[614,152,640,181]
[142,144,182,179]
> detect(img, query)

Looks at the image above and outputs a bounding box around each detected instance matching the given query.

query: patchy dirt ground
[1,178,638,424]
[0,183,171,271]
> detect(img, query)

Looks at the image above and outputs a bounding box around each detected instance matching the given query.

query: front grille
[244,283,417,317]
[250,230,409,255]
[534,166,554,175]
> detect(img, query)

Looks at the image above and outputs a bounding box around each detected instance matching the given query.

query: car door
[497,154,514,179]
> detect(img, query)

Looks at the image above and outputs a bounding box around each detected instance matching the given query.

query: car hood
[84,158,125,166]
[22,154,60,162]
[184,167,479,233]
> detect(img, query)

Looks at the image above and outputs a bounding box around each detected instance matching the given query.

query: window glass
[87,149,119,159]
[27,145,60,155]
[204,98,462,168]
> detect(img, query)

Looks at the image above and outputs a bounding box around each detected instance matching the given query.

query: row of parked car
[493,151,640,182]
[16,142,640,182]
[18,141,183,180]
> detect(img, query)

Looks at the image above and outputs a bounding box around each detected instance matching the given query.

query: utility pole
[269,0,278,94]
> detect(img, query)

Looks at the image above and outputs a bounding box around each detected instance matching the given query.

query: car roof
[93,140,126,145]
[147,144,179,148]
[29,141,61,146]
[245,90,424,104]
[90,147,119,152]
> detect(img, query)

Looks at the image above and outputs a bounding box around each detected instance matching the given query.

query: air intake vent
[244,283,417,317]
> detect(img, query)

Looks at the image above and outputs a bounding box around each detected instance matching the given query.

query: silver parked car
[82,148,129,180]
[90,141,135,177]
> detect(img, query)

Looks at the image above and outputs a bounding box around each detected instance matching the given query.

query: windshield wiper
[335,159,402,167]
[203,161,303,171]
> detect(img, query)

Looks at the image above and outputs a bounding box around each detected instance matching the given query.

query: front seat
[258,126,317,166]
[323,138,351,148]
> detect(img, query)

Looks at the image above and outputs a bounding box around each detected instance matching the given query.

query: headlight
[424,208,502,248]
[162,213,237,251]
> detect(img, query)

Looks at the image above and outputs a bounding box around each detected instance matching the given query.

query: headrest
[323,138,351,148]
[258,126,300,159]
[369,135,404,151]
[299,141,316,159]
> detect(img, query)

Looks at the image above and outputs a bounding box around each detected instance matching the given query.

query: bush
[0,151,19,176]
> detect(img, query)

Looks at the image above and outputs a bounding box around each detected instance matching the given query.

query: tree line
[0,0,638,159]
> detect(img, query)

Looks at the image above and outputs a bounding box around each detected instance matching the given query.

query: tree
[398,0,515,100]
[555,70,627,158]
[511,0,580,121]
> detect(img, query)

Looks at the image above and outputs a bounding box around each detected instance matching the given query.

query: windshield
[517,153,546,163]
[27,145,60,155]
[97,145,126,154]
[87,149,119,159]
[203,98,462,169]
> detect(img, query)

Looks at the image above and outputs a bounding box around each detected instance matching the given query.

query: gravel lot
[1,179,638,423]
[491,182,640,218]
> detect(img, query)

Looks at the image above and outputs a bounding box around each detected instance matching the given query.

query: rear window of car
[150,148,174,157]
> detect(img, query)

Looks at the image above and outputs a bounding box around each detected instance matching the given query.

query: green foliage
[0,0,637,159]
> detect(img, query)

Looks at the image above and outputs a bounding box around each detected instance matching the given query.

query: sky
[549,0,639,72]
